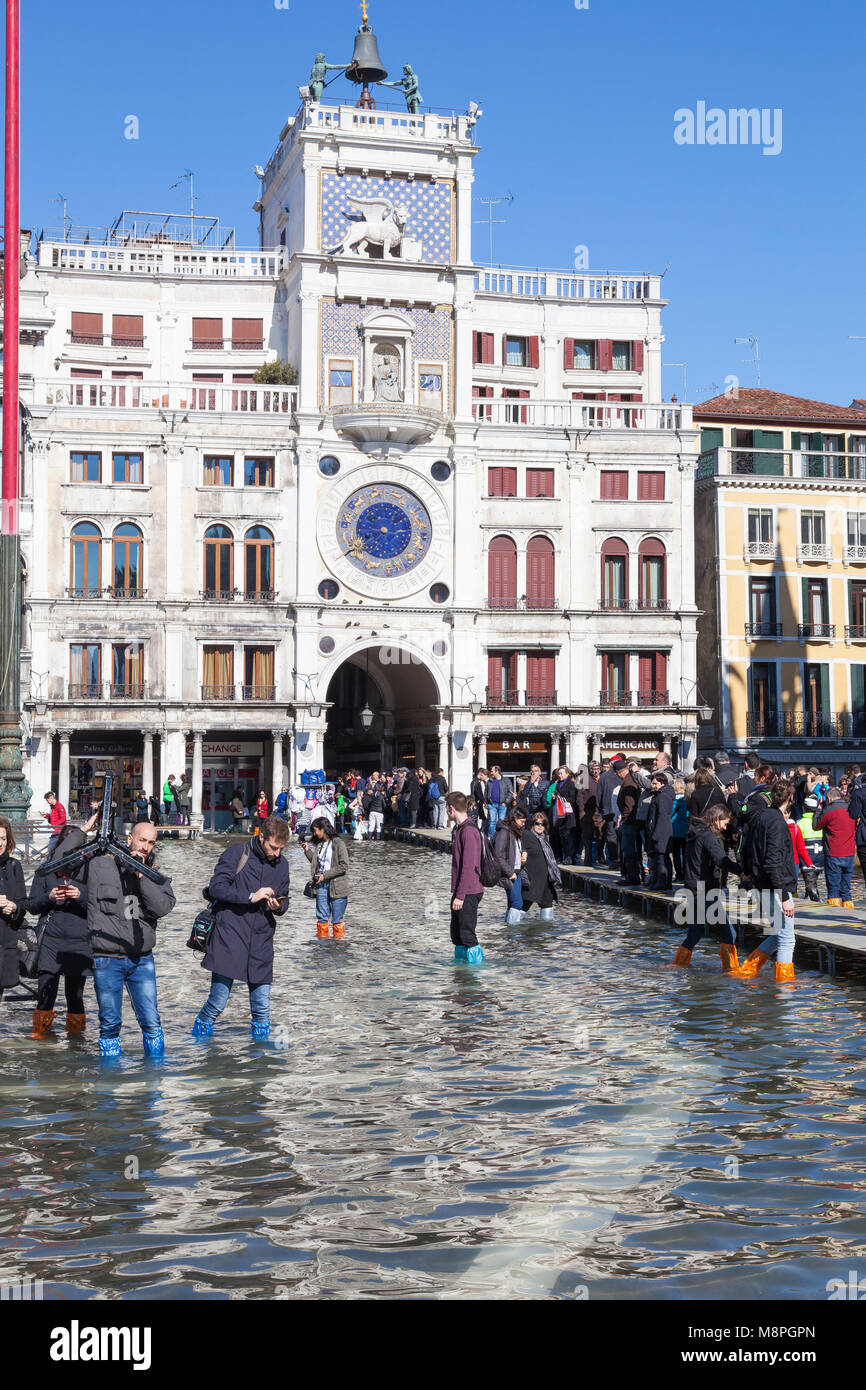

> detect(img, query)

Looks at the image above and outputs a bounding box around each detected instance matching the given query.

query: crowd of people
[1,751,864,1058]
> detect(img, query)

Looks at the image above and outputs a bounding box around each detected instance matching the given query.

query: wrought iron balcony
[66,586,102,599]
[242,685,276,702]
[782,711,839,738]
[486,596,559,611]
[200,588,238,602]
[637,689,670,706]
[598,597,670,611]
[525,690,558,707]
[485,688,520,708]
[110,683,145,699]
[745,713,781,738]
[745,622,783,638]
[242,590,276,603]
[599,689,634,707]
[846,625,866,640]
[67,683,102,699]
[201,684,236,701]
[106,586,147,600]
[798,622,835,641]
[110,334,144,348]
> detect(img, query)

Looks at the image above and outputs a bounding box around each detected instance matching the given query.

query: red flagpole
[2,0,19,536]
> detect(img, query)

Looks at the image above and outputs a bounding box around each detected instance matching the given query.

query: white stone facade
[15,93,700,829]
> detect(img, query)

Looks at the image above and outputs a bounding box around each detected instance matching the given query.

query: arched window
[112,523,143,597]
[203,524,234,599]
[487,535,517,609]
[244,525,274,600]
[600,537,629,608]
[69,522,101,597]
[638,537,667,608]
[526,535,555,609]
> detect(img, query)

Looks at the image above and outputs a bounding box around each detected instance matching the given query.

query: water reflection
[1,837,865,1299]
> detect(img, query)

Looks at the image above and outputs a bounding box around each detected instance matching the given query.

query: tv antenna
[734,334,761,386]
[170,170,198,244]
[473,193,513,266]
[52,193,71,239]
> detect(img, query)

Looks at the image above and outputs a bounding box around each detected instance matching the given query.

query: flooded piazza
[2,835,866,1301]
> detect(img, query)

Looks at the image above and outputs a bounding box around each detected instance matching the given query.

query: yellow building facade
[695,390,866,776]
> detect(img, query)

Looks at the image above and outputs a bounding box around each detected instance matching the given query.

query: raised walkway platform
[390,825,866,977]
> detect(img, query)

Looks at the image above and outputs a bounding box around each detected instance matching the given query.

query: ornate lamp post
[1,0,31,821]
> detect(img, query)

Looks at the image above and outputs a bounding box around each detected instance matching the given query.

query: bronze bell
[346,25,388,88]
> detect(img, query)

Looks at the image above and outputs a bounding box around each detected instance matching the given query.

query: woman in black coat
[645,774,675,890]
[0,816,27,1005]
[671,804,740,971]
[192,821,291,1041]
[688,767,728,818]
[25,825,91,1037]
[521,810,561,920]
[494,808,528,923]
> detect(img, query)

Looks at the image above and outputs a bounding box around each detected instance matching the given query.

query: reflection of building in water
[18,17,701,822]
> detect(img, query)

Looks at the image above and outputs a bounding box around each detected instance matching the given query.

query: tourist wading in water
[305,816,350,939]
[671,803,741,971]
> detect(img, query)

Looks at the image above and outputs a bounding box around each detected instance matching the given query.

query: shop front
[68,738,143,824]
[597,737,664,770]
[482,737,551,778]
[187,739,265,832]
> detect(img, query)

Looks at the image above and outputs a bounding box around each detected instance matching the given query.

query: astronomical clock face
[317,463,450,600]
[336,484,432,579]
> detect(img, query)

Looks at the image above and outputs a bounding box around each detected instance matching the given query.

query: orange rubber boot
[65,1013,86,1034]
[29,1009,55,1039]
[728,949,770,979]
[775,961,795,983]
[842,901,855,910]
[332,921,346,940]
[828,898,842,907]
[719,943,739,973]
[316,921,330,938]
[672,946,692,967]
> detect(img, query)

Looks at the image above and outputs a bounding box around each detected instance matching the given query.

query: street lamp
[360,703,374,730]
[359,648,374,729]
[469,699,482,717]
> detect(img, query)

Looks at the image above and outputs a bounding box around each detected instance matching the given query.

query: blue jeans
[487,803,504,839]
[316,884,348,922]
[199,973,270,1024]
[825,855,854,900]
[92,953,161,1039]
[757,892,796,965]
[506,875,524,910]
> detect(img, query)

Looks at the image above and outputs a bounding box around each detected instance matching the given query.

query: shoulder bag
[186,846,251,954]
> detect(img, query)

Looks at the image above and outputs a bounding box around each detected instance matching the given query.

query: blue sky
[14,0,866,405]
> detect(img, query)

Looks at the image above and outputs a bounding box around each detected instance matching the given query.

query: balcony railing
[243,590,276,603]
[745,622,783,638]
[105,586,147,600]
[200,588,238,602]
[485,688,520,708]
[110,683,145,699]
[474,269,661,301]
[598,597,671,611]
[745,713,781,738]
[485,596,560,611]
[599,689,634,707]
[844,544,866,564]
[472,399,690,431]
[190,338,265,350]
[798,622,835,641]
[242,685,276,702]
[40,238,286,278]
[67,683,102,699]
[65,586,102,599]
[783,712,838,738]
[599,689,670,708]
[201,685,236,701]
[700,445,866,481]
[484,689,558,708]
[40,379,297,416]
[525,690,558,707]
[797,543,833,563]
[846,625,866,640]
[743,540,777,562]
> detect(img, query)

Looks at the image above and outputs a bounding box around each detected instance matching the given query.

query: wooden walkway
[390,825,866,977]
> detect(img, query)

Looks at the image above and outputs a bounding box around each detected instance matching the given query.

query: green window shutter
[753,429,784,474]
[801,576,809,624]
[853,666,866,736]
[791,430,801,450]
[820,664,830,713]
[700,427,723,451]
[768,664,778,722]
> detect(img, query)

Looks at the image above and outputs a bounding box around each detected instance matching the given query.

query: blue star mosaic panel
[320,173,453,264]
[336,483,433,579]
[320,300,453,412]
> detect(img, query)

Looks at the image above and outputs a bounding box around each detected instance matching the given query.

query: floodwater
[2,835,866,1301]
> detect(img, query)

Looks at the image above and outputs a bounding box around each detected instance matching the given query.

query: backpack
[478,831,501,888]
[428,780,442,802]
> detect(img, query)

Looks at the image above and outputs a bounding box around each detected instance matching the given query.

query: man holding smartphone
[87,816,176,1059]
[192,816,291,1041]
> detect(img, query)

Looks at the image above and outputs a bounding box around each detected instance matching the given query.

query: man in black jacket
[848,772,866,889]
[597,755,626,868]
[729,780,797,982]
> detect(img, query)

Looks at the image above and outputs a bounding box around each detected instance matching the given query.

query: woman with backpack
[521,810,561,921]
[670,803,741,970]
[25,824,91,1038]
[494,808,529,924]
[670,777,689,882]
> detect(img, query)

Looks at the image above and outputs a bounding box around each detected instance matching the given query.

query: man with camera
[87,815,176,1059]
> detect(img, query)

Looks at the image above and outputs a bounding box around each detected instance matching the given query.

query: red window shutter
[633,340,644,372]
[231,318,263,346]
[71,311,103,342]
[503,468,517,496]
[527,536,555,607]
[488,536,517,603]
[483,333,494,364]
[637,472,665,501]
[501,334,508,366]
[638,654,653,694]
[192,373,223,381]
[488,468,502,496]
[526,469,554,497]
[488,651,503,694]
[597,339,612,371]
[111,369,143,379]
[600,471,628,500]
[70,368,102,378]
[528,336,540,369]
[111,313,143,344]
[192,317,223,345]
[563,337,575,369]
[655,652,667,692]
[527,654,555,697]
